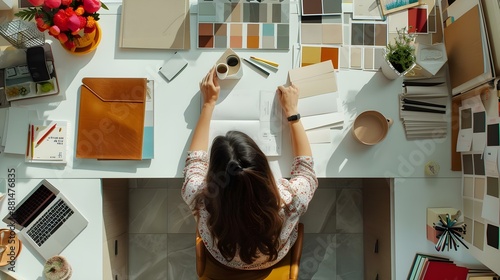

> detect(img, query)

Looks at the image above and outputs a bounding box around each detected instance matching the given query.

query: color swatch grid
[301,0,342,16]
[350,22,388,46]
[301,46,339,68]
[301,15,343,45]
[340,13,387,71]
[198,0,290,49]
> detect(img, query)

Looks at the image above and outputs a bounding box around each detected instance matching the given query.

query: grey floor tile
[129,188,168,233]
[167,188,197,233]
[129,234,168,280]
[167,233,197,280]
[301,188,336,233]
[336,233,364,280]
[299,233,337,280]
[336,189,363,233]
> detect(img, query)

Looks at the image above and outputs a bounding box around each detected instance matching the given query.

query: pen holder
[426,208,459,244]
[216,48,243,79]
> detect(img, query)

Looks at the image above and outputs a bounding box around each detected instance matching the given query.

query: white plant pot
[380,59,417,80]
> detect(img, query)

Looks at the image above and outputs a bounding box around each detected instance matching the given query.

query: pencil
[36,123,56,146]
[31,124,34,160]
[26,124,31,158]
[250,56,279,67]
[243,58,270,77]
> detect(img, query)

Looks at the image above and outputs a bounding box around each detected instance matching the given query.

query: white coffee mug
[216,63,229,80]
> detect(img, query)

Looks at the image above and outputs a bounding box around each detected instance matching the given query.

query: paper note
[484,147,499,177]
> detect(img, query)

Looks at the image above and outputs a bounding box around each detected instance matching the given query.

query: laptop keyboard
[26,199,74,246]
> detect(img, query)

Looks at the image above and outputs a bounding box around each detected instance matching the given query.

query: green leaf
[101,2,109,10]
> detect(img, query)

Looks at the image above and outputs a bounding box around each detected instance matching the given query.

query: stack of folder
[75,78,154,160]
[399,77,449,140]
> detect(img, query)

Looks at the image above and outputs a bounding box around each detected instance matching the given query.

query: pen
[250,56,279,67]
[497,80,500,116]
[36,123,56,146]
[243,58,270,77]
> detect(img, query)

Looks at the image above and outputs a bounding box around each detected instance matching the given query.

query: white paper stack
[289,60,343,144]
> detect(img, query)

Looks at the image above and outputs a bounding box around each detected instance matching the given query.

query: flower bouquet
[15,0,108,51]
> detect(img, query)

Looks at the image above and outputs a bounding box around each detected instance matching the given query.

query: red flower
[44,0,61,9]
[61,0,71,5]
[64,39,75,49]
[53,9,69,31]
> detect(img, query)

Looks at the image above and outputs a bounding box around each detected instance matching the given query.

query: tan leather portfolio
[76,77,147,160]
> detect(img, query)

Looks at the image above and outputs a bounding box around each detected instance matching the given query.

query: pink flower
[28,0,44,6]
[53,9,69,31]
[67,14,81,32]
[83,0,101,13]
[44,0,61,9]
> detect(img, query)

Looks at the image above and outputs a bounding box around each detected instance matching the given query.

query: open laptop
[3,179,88,260]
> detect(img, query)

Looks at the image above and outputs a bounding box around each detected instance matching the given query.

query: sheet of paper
[259,90,282,156]
[209,90,282,156]
[298,91,340,117]
[301,112,344,131]
[306,128,334,144]
[484,147,499,177]
[0,108,7,147]
[456,128,473,152]
[212,89,260,120]
[482,193,500,224]
[457,106,473,152]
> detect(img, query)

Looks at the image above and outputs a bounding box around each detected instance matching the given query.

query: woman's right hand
[277,84,299,117]
[199,67,220,106]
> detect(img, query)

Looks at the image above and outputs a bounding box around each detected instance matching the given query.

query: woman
[182,67,318,271]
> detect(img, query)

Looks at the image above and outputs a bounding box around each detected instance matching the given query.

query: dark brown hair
[194,131,283,264]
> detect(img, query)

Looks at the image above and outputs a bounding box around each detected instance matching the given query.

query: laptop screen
[10,184,56,227]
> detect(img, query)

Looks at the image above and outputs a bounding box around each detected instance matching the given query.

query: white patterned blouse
[182,150,318,270]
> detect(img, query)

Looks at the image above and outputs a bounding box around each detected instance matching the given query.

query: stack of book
[399,78,449,140]
[407,253,469,280]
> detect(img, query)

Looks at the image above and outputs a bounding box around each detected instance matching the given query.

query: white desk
[0,2,476,279]
[0,2,459,180]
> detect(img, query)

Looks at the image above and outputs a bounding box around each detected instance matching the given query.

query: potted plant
[14,0,108,54]
[380,27,417,80]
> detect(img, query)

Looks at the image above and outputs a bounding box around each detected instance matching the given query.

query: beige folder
[120,0,190,49]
